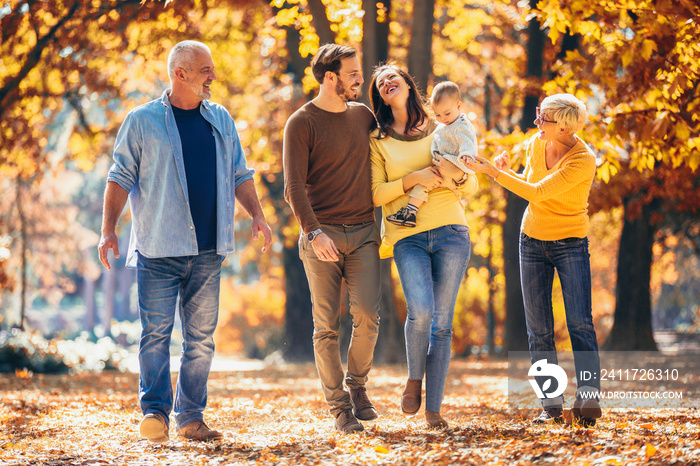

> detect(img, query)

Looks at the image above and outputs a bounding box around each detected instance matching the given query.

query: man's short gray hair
[167,40,211,81]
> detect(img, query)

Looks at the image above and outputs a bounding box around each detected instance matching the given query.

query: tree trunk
[15,177,27,331]
[361,0,390,103]
[83,276,96,332]
[264,0,335,86]
[486,234,496,356]
[114,234,134,321]
[407,0,434,92]
[503,0,546,354]
[282,243,315,361]
[503,192,528,353]
[266,0,338,362]
[374,258,406,364]
[360,7,403,364]
[602,199,658,350]
[307,0,335,46]
[101,265,116,337]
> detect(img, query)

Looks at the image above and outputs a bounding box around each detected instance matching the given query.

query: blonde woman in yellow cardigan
[369,64,478,429]
[465,94,602,427]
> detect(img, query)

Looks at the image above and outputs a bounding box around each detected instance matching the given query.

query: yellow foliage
[275,7,300,27]
[215,274,286,356]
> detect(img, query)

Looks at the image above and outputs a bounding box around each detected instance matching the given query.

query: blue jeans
[393,225,471,413]
[519,233,600,408]
[136,250,222,428]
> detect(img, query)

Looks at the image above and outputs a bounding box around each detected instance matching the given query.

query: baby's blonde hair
[540,94,588,133]
[431,81,461,106]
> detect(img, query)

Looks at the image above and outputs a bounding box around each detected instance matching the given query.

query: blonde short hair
[431,81,460,106]
[540,94,588,133]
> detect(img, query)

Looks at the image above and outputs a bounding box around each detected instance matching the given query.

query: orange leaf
[638,422,654,430]
[374,445,390,454]
[646,444,657,458]
[15,368,32,379]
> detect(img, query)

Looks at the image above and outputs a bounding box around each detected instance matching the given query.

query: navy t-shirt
[172,104,217,251]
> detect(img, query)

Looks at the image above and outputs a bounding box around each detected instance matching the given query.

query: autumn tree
[0,0,293,338]
[534,0,700,349]
[0,0,189,325]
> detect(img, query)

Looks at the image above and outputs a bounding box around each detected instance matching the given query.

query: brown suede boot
[139,413,169,443]
[176,420,223,442]
[425,410,448,429]
[401,378,422,414]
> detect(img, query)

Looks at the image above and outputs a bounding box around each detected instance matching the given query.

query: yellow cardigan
[496,134,596,241]
[370,127,478,258]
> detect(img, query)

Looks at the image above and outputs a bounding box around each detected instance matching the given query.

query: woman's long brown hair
[369,63,430,139]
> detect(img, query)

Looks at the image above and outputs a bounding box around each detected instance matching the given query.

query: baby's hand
[460,154,477,165]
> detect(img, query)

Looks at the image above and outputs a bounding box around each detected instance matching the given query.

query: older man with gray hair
[98,40,272,442]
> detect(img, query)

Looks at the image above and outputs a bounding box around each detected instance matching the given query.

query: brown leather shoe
[139,413,169,443]
[572,398,601,427]
[334,409,364,433]
[349,386,378,421]
[401,378,422,415]
[176,420,223,441]
[426,410,449,429]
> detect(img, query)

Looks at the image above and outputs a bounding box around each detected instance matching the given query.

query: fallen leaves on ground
[1,360,699,465]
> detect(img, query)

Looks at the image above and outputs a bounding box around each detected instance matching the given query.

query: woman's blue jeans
[136,250,222,428]
[393,225,471,413]
[519,233,600,408]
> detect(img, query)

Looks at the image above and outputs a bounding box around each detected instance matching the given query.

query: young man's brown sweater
[283,101,377,233]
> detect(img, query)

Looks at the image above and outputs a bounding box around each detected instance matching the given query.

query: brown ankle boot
[401,378,422,414]
[425,410,448,429]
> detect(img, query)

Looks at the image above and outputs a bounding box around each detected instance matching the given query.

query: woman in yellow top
[369,64,478,429]
[465,94,602,427]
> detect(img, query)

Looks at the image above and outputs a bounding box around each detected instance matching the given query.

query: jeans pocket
[555,237,585,246]
[298,234,306,259]
[447,224,469,235]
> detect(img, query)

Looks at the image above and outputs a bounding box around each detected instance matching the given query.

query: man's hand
[98,231,120,270]
[98,181,129,271]
[251,216,273,253]
[311,233,339,262]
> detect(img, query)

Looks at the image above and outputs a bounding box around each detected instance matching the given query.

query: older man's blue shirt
[107,89,254,267]
[172,104,218,251]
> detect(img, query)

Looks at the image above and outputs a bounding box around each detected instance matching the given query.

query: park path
[1,358,699,465]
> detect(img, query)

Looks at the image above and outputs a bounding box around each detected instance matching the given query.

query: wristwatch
[307,228,323,242]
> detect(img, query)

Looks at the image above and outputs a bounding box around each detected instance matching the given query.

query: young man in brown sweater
[283,44,381,434]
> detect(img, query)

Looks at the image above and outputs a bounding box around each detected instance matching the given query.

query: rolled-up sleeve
[231,122,254,187]
[107,111,141,193]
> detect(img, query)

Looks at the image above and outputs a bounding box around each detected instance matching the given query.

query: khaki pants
[299,222,381,416]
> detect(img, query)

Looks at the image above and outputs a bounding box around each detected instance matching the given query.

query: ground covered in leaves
[1,359,699,465]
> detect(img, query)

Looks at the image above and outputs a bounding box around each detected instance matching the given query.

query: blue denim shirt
[107,89,254,267]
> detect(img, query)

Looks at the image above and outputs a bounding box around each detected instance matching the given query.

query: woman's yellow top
[370,124,478,258]
[496,134,596,241]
